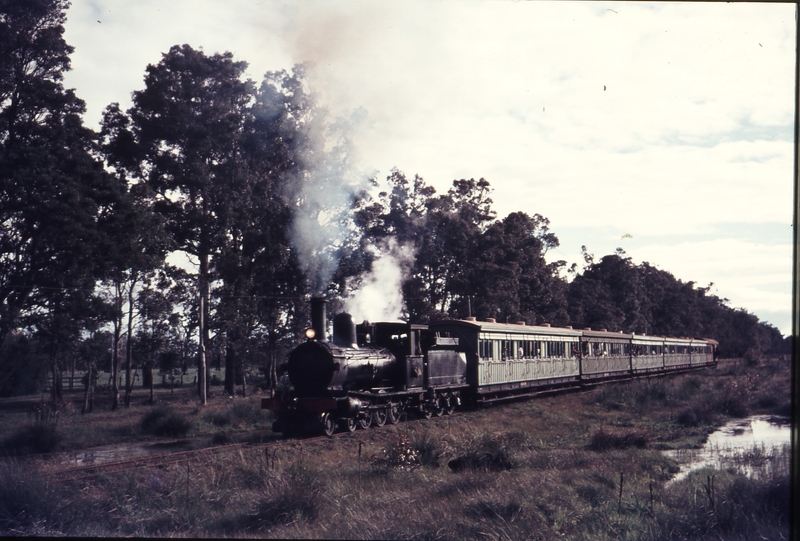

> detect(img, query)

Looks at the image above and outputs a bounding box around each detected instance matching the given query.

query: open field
[0,358,791,539]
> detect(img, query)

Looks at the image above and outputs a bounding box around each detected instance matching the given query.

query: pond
[662,415,791,484]
[64,439,195,468]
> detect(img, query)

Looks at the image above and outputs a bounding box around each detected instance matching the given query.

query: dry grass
[0,359,791,538]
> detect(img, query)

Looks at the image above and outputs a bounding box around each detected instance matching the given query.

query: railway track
[47,432,342,484]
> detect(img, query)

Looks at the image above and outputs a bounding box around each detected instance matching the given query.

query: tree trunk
[82,362,94,414]
[50,354,63,405]
[111,287,122,411]
[224,341,236,396]
[148,365,154,404]
[268,326,278,397]
[198,265,208,405]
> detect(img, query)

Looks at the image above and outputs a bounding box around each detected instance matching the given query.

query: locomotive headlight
[305,328,316,340]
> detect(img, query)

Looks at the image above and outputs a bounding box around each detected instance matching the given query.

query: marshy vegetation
[0,358,790,539]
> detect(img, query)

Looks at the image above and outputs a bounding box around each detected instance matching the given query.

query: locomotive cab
[357,321,429,390]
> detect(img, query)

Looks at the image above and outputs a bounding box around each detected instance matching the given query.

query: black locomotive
[263,298,468,436]
[262,297,718,436]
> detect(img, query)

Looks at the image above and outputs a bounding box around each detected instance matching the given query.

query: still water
[66,439,193,467]
[662,415,791,484]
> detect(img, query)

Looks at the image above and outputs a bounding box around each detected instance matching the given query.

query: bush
[448,437,515,472]
[412,432,444,468]
[587,427,648,452]
[676,405,716,427]
[140,407,191,437]
[1,402,61,455]
[375,434,421,470]
[713,380,750,418]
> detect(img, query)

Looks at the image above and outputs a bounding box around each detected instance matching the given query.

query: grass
[0,358,790,538]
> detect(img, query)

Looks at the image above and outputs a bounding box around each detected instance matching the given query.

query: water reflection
[68,439,192,467]
[663,415,791,484]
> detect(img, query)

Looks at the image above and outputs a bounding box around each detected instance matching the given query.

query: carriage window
[479,339,494,360]
[523,341,534,358]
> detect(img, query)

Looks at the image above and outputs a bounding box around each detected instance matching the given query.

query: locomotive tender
[262,298,718,436]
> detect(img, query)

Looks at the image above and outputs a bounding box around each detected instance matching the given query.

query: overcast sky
[61,1,795,335]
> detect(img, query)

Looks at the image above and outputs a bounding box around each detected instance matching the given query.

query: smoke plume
[284,105,372,295]
[344,237,416,322]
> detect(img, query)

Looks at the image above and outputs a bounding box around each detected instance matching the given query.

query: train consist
[262,298,718,436]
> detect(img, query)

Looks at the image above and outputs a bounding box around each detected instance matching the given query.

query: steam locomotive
[261,297,718,436]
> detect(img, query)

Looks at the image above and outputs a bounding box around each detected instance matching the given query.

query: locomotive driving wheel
[433,396,445,417]
[358,412,372,429]
[341,417,357,433]
[444,394,456,415]
[372,408,388,427]
[321,412,336,437]
[421,405,433,419]
[388,403,402,424]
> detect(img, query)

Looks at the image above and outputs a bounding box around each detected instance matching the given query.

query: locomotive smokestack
[310,296,327,341]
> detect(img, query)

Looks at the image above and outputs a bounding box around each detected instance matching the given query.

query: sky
[61,1,795,335]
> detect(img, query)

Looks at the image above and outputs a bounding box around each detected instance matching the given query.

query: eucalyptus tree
[1,0,127,400]
[404,178,496,320]
[469,212,568,325]
[101,45,256,404]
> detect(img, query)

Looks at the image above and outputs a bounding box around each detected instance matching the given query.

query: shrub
[1,403,61,455]
[713,380,750,418]
[676,405,716,427]
[212,432,232,445]
[206,413,231,427]
[448,437,515,472]
[743,348,761,367]
[587,427,648,452]
[412,433,443,468]
[374,434,421,470]
[140,407,191,437]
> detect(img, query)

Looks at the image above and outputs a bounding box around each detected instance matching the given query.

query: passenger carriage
[579,328,633,381]
[429,318,582,402]
[664,336,693,369]
[631,334,665,373]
